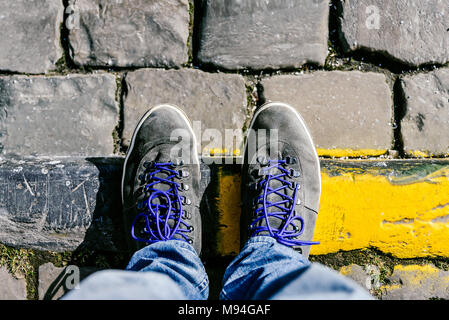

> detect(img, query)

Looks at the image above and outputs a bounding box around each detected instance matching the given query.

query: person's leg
[221,236,371,300]
[65,104,207,300]
[224,102,372,300]
[63,240,208,300]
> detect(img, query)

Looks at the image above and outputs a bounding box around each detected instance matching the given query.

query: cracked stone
[340,0,449,66]
[197,0,329,70]
[0,74,118,157]
[0,266,27,300]
[123,68,248,154]
[68,0,190,68]
[260,71,393,152]
[400,68,449,156]
[0,0,63,74]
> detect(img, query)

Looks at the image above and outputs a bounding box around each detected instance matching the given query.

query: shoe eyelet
[177,170,190,178]
[177,183,189,191]
[285,157,297,165]
[188,226,194,232]
[188,239,193,244]
[289,169,301,178]
[174,158,184,166]
[182,211,191,219]
[143,161,154,169]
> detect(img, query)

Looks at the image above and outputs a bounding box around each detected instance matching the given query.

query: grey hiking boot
[121,104,202,255]
[241,102,321,258]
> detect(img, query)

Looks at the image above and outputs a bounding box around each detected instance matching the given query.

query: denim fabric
[64,237,372,300]
[221,236,373,300]
[63,240,208,300]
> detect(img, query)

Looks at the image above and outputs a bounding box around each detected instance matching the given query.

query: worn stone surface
[0,157,215,253]
[123,69,248,154]
[260,71,394,152]
[0,74,118,157]
[0,157,124,252]
[340,0,449,66]
[0,0,63,74]
[339,264,371,289]
[339,264,382,296]
[197,0,329,70]
[0,266,27,300]
[38,262,100,300]
[400,68,449,156]
[382,264,449,300]
[68,0,189,68]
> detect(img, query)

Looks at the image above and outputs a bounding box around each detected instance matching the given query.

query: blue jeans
[63,236,372,300]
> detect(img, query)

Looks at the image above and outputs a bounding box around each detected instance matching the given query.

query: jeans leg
[220,236,372,300]
[63,240,209,300]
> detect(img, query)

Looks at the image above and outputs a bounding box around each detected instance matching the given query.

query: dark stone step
[1,157,448,257]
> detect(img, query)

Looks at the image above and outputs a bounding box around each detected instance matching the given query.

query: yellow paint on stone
[407,150,434,158]
[215,161,449,258]
[317,149,387,158]
[216,169,241,256]
[311,165,449,258]
[380,264,449,292]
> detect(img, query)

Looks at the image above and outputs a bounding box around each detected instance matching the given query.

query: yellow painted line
[317,149,387,158]
[216,169,241,256]
[312,164,449,258]
[203,148,241,157]
[407,150,435,158]
[379,284,402,291]
[216,161,449,258]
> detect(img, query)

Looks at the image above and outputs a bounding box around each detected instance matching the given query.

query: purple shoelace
[131,162,192,245]
[250,159,319,247]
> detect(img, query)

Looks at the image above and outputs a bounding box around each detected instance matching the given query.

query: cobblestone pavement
[0,0,448,300]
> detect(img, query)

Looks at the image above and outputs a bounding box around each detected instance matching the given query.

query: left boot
[121,104,202,255]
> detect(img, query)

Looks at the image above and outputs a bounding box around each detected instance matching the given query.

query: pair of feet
[121,102,321,258]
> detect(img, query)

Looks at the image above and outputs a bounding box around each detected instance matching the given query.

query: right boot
[241,102,321,258]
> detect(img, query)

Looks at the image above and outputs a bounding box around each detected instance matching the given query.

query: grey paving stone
[400,68,449,156]
[340,0,449,66]
[382,264,449,300]
[0,0,63,74]
[340,264,370,289]
[68,0,190,68]
[0,74,118,157]
[260,71,394,153]
[123,69,247,154]
[38,262,100,300]
[0,266,27,300]
[197,0,329,70]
